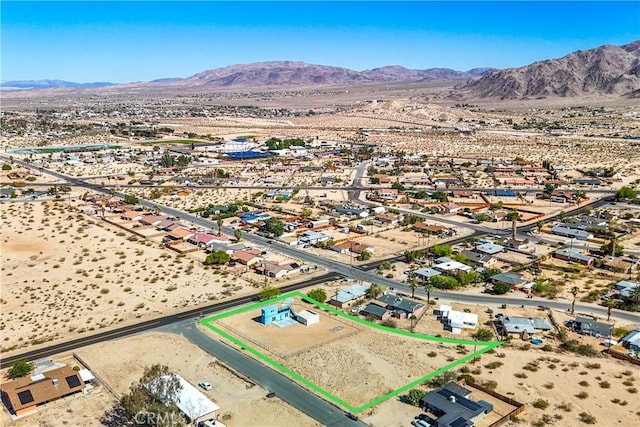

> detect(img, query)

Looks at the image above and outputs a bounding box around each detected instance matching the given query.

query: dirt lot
[208,298,483,408]
[0,200,253,355]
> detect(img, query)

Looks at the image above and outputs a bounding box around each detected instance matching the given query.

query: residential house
[139,215,166,226]
[377,294,425,318]
[419,383,492,427]
[571,317,613,337]
[256,261,291,278]
[450,190,474,198]
[602,257,635,274]
[490,272,525,289]
[614,280,639,299]
[329,284,369,308]
[361,303,392,321]
[473,242,505,255]
[550,225,593,240]
[436,203,460,214]
[374,213,399,226]
[433,259,472,275]
[121,210,146,221]
[621,328,640,352]
[412,267,442,282]
[553,248,595,266]
[166,227,194,241]
[332,241,373,255]
[187,233,221,248]
[232,250,263,266]
[461,250,496,268]
[298,231,331,246]
[498,316,552,335]
[335,205,369,218]
[377,188,399,200]
[0,366,84,416]
[438,305,478,334]
[413,222,447,235]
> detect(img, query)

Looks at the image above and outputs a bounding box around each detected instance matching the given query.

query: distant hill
[0,80,114,90]
[456,41,640,99]
[173,61,496,88]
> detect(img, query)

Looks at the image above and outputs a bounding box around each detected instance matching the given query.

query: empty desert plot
[0,200,253,354]
[76,332,321,427]
[210,300,481,408]
[215,302,362,357]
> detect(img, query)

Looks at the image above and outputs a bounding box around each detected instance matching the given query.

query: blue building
[260,305,292,325]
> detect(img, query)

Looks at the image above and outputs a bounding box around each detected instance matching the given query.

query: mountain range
[3,41,639,99]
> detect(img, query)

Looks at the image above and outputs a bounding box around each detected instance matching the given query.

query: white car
[198,381,212,391]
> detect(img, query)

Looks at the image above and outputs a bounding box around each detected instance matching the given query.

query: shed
[296,310,320,326]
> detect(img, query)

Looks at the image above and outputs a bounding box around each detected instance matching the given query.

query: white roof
[439,304,452,313]
[149,375,220,421]
[297,310,319,321]
[78,369,95,382]
[433,260,472,272]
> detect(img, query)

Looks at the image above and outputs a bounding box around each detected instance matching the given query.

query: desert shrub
[543,382,554,389]
[584,362,600,369]
[514,372,528,379]
[575,391,588,399]
[599,381,611,388]
[532,399,549,409]
[627,387,638,394]
[484,361,503,369]
[578,380,589,387]
[578,412,596,424]
[381,319,397,328]
[482,380,498,390]
[556,402,572,412]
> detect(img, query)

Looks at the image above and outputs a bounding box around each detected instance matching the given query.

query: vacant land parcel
[202,293,501,412]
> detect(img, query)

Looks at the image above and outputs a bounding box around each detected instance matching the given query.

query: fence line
[72,352,120,400]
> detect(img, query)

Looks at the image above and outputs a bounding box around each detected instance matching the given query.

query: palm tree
[408,274,418,298]
[604,298,619,321]
[424,280,434,306]
[216,215,223,236]
[570,286,580,314]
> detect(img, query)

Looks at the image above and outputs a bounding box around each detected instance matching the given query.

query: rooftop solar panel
[17,390,34,405]
[65,375,82,388]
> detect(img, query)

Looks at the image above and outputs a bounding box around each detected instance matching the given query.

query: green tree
[124,194,139,205]
[357,250,372,261]
[159,152,175,168]
[430,275,460,290]
[2,164,12,171]
[391,181,405,191]
[233,228,242,242]
[481,268,502,280]
[505,209,519,222]
[264,218,285,237]
[431,244,452,258]
[366,283,385,299]
[474,328,494,341]
[428,371,458,387]
[120,364,183,427]
[600,240,624,257]
[8,360,34,379]
[432,190,448,202]
[458,271,482,286]
[307,288,327,303]
[406,389,427,406]
[615,186,637,201]
[258,285,280,301]
[300,208,313,219]
[492,282,511,295]
[204,250,231,265]
[628,286,640,304]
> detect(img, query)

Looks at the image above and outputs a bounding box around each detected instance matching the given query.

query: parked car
[266,391,276,398]
[198,381,212,391]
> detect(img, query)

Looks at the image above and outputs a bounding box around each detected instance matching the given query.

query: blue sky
[2,1,639,82]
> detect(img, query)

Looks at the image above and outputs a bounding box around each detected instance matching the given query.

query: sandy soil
[0,200,256,354]
[208,300,481,408]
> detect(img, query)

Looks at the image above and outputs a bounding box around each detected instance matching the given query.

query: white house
[296,310,320,326]
[438,305,478,334]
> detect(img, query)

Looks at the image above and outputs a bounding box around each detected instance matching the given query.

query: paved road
[161,321,365,427]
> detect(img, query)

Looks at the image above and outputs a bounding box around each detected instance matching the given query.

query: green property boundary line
[200,291,503,414]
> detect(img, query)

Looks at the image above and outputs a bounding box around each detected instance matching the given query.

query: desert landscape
[2,8,640,425]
